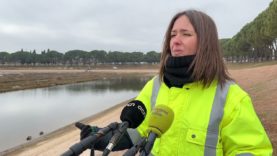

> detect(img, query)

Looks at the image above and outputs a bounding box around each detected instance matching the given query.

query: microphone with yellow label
[141,105,174,156]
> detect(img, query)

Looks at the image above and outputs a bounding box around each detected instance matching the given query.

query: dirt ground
[0,64,276,155]
[229,64,277,155]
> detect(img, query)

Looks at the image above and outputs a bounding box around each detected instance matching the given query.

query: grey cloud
[0,0,273,53]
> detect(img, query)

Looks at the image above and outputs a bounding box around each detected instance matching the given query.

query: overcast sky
[0,0,273,53]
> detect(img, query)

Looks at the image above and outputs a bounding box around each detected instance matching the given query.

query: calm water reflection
[0,76,151,152]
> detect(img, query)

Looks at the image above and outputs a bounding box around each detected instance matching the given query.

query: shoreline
[0,69,158,93]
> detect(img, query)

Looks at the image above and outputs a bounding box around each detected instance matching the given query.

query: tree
[89,50,107,64]
[221,0,277,63]
[144,51,160,63]
[64,50,88,66]
[10,51,33,65]
[0,52,10,64]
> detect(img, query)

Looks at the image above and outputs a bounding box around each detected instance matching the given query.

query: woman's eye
[170,34,176,38]
[183,33,192,36]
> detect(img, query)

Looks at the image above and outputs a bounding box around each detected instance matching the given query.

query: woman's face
[170,15,198,57]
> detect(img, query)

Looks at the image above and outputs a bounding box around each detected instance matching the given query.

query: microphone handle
[61,122,118,156]
[61,134,99,156]
[141,132,157,156]
[123,137,146,156]
[102,121,129,156]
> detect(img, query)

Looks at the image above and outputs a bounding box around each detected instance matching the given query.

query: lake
[0,76,151,152]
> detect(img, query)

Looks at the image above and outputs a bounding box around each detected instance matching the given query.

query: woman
[80,10,273,155]
[131,10,273,155]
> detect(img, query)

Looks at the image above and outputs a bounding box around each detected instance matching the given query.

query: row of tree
[221,0,277,63]
[0,49,160,66]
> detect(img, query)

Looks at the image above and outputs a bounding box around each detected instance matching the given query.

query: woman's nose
[172,35,182,45]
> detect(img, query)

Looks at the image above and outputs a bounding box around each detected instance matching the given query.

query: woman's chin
[172,53,186,57]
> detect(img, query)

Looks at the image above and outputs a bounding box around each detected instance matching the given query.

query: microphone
[123,137,147,156]
[102,100,147,156]
[62,122,118,156]
[75,122,86,129]
[141,105,174,156]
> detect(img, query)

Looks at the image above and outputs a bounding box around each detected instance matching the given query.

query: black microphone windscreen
[120,100,147,128]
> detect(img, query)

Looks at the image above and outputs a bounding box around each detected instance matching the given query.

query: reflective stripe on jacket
[132,76,272,156]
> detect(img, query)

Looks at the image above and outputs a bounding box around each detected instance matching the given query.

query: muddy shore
[0,68,158,93]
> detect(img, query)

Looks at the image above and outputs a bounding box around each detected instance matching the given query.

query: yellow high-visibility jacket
[134,77,272,156]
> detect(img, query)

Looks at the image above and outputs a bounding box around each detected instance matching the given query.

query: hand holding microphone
[75,122,100,140]
[123,104,174,156]
[62,100,146,156]
[102,100,147,156]
[62,122,118,156]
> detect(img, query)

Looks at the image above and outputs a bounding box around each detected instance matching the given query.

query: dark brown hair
[159,10,232,87]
